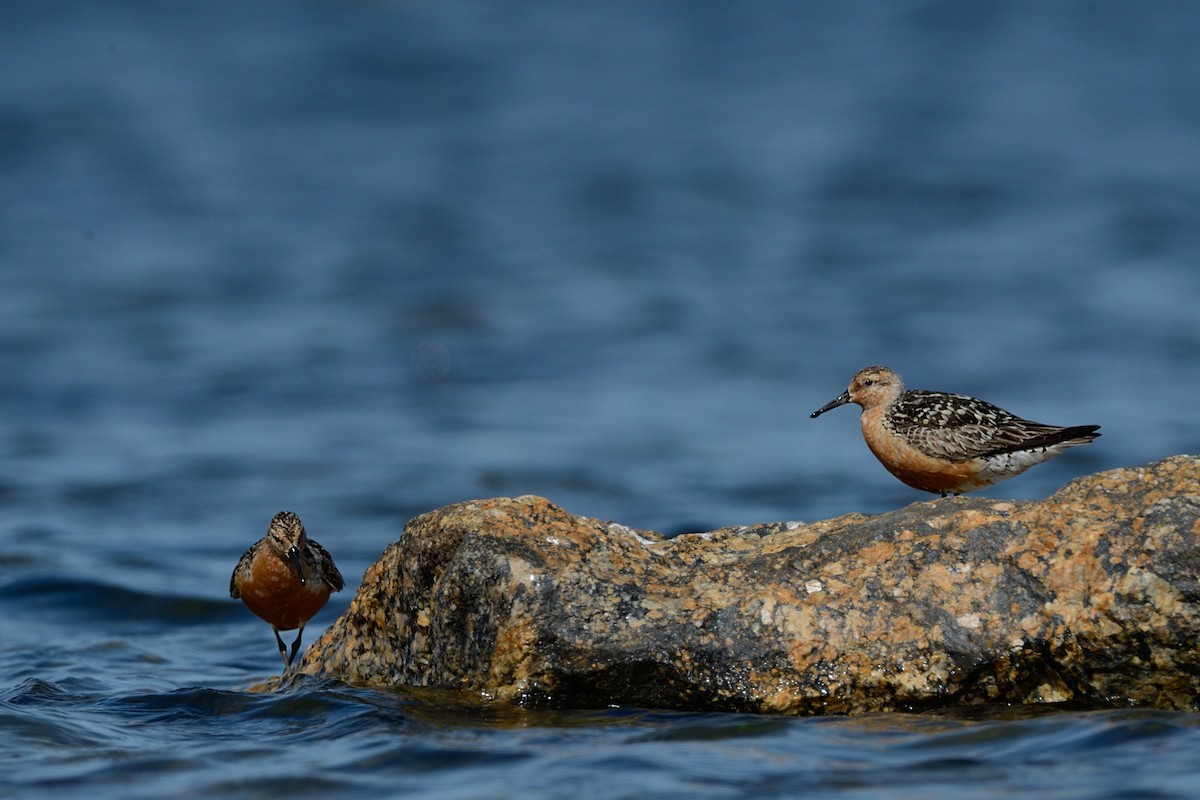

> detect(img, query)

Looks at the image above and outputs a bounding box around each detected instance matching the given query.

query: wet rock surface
[298,456,1200,715]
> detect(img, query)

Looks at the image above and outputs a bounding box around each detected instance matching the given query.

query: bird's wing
[229,544,257,599]
[891,391,1062,461]
[307,540,345,592]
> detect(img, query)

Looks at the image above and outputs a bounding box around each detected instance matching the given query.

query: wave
[0,576,239,626]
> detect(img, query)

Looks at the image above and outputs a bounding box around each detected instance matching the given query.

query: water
[2,1,1199,797]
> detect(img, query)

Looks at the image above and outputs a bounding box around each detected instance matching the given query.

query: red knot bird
[230,511,344,671]
[810,366,1100,497]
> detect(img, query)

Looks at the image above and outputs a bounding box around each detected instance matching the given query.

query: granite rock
[296,456,1200,714]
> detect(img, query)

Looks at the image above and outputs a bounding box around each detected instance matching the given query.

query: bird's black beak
[287,545,307,585]
[811,390,851,418]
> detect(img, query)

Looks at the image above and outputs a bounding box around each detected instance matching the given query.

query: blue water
[2,1,1199,797]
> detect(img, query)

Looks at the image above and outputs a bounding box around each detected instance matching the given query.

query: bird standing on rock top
[230,511,344,672]
[811,366,1100,497]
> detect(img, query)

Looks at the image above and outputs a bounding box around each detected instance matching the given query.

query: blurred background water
[2,1,1199,797]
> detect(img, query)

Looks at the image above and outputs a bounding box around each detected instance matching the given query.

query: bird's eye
[862,379,874,386]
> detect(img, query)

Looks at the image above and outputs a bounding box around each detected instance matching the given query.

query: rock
[296,456,1200,715]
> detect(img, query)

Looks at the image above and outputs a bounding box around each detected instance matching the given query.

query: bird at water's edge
[230,511,344,672]
[811,366,1100,497]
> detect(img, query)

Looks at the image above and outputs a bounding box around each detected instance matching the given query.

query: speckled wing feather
[889,390,1069,462]
[229,544,256,599]
[307,540,345,592]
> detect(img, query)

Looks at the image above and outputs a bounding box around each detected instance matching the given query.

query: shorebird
[230,511,344,671]
[810,366,1100,496]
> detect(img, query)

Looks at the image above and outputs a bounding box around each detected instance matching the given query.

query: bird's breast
[234,550,332,631]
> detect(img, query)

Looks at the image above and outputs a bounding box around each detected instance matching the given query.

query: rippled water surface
[2,1,1200,797]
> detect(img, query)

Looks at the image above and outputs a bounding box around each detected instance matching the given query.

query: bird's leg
[272,627,291,671]
[287,623,306,668]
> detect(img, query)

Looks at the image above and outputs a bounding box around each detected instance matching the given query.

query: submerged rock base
[298,456,1200,715]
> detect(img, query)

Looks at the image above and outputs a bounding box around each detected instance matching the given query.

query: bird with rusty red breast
[811,366,1100,497]
[230,511,344,671]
